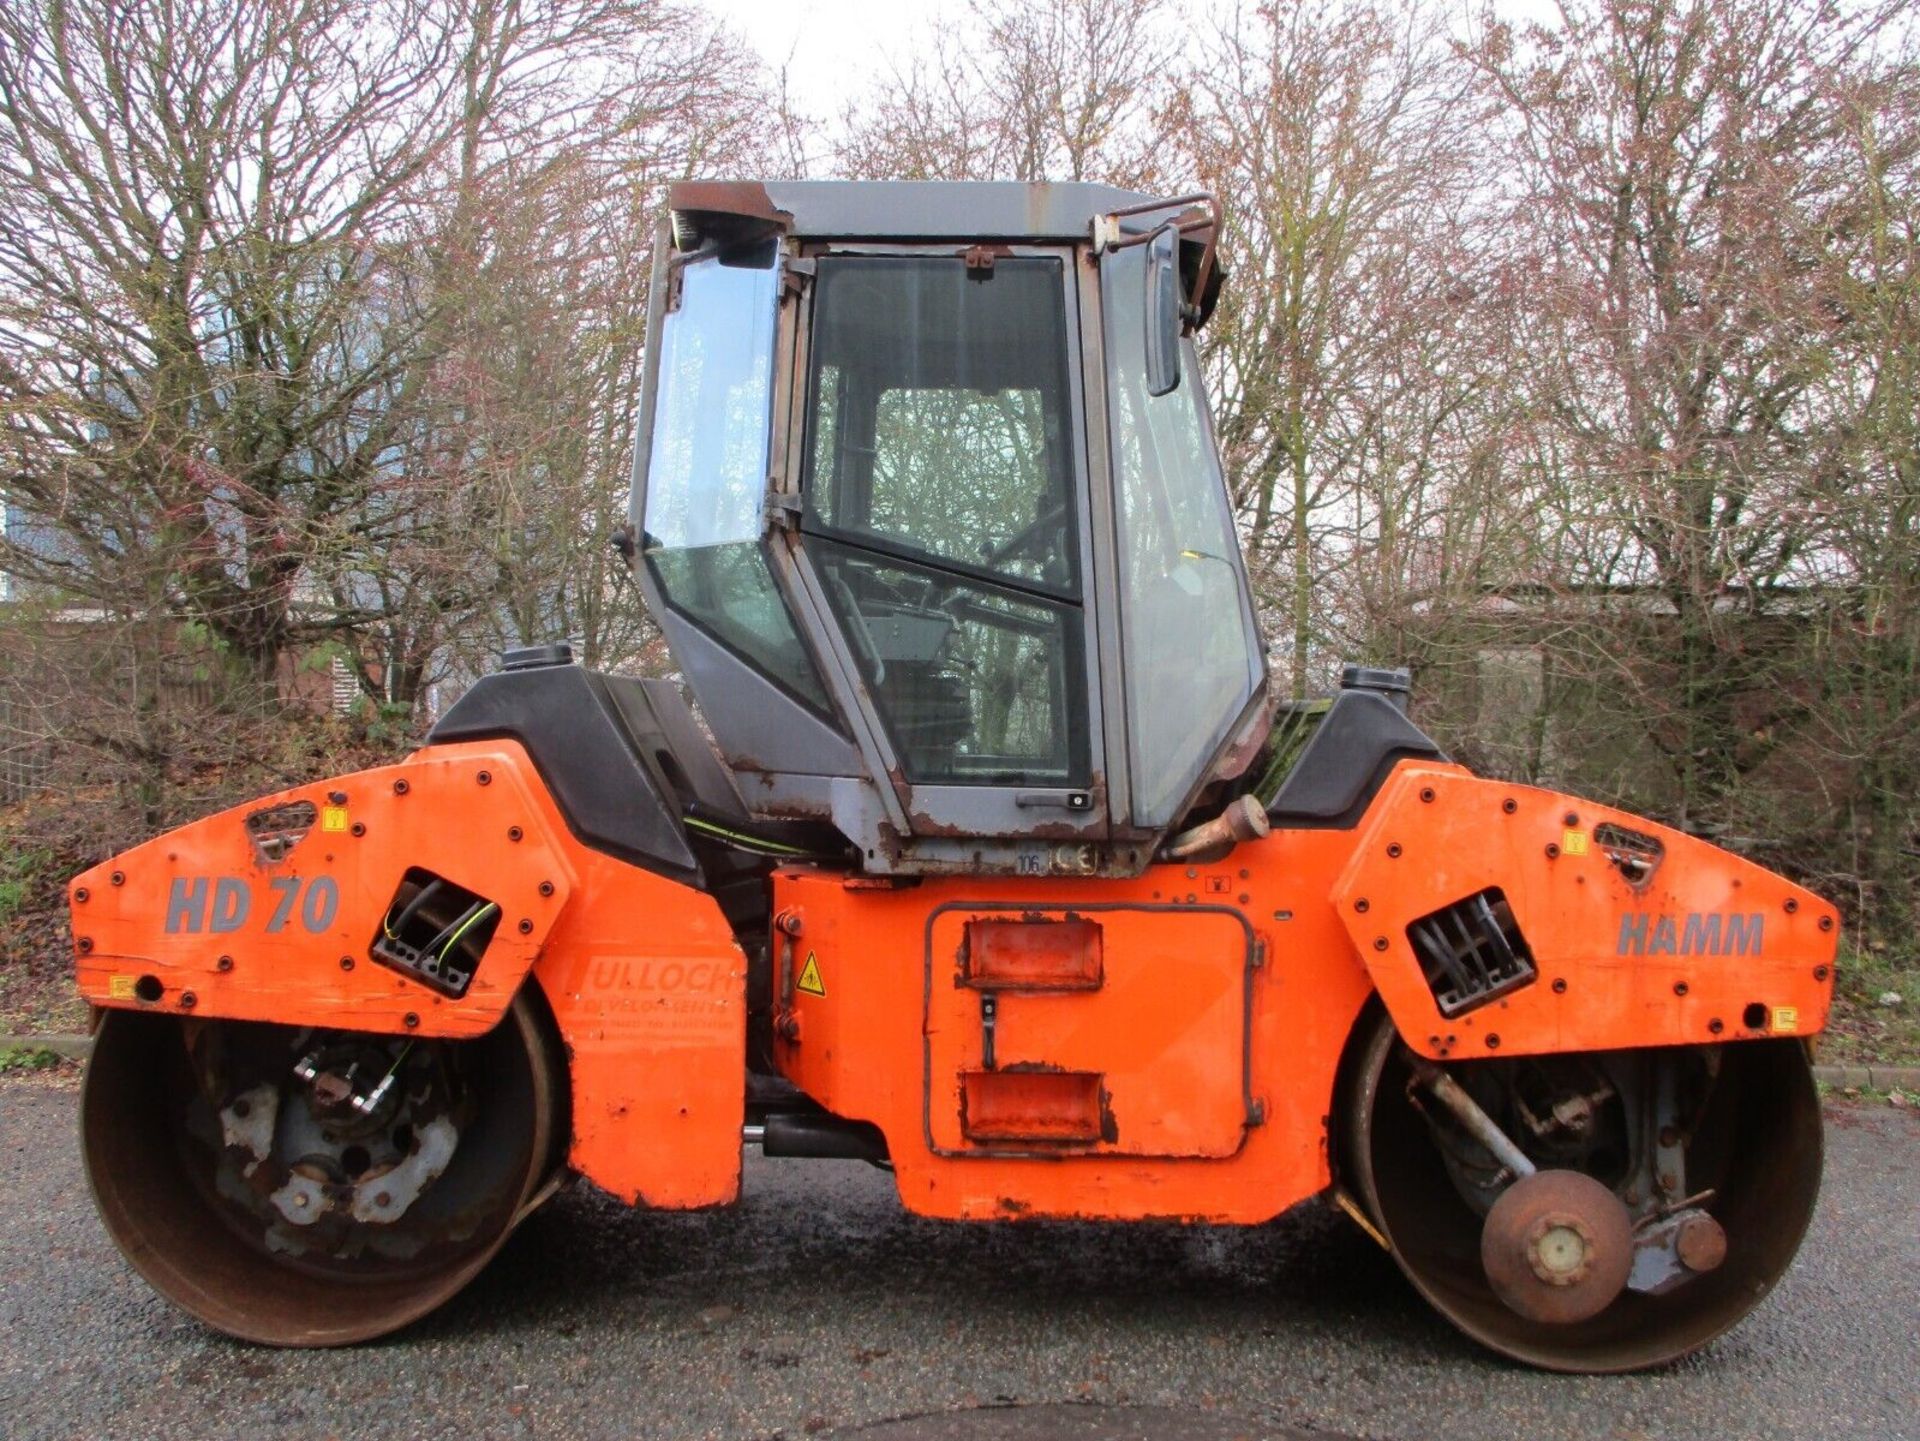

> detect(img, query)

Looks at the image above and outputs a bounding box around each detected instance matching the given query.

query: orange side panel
[533,860,745,1209]
[769,760,1836,1225]
[1330,766,1839,1062]
[69,740,746,1211]
[771,841,1378,1225]
[927,905,1252,1159]
[69,744,575,1038]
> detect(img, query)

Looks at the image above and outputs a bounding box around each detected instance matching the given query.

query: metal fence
[0,643,227,806]
[0,695,53,803]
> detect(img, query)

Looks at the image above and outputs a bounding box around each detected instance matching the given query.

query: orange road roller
[68,181,1834,1370]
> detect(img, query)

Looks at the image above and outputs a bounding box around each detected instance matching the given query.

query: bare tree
[323,8,772,715]
[837,0,1171,185]
[1174,0,1491,696]
[1469,0,1903,826]
[1789,51,1920,928]
[0,0,455,690]
[0,0,745,713]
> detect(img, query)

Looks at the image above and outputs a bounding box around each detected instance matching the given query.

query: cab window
[802,256,1087,786]
[1103,242,1262,826]
[641,248,831,711]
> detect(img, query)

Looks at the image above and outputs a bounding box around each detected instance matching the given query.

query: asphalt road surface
[1,1076,1914,1441]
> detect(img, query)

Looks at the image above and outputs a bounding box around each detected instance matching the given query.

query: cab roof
[667,179,1190,247]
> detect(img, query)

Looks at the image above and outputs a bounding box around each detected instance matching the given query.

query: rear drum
[1338,1012,1822,1372]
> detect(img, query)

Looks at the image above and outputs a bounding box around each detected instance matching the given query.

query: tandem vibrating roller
[71,181,1830,1369]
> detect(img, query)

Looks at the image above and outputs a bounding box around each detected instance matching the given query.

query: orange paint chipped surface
[772,843,1376,1225]
[769,765,1834,1226]
[1331,766,1838,1061]
[70,740,746,1211]
[67,750,1833,1223]
[531,859,745,1209]
[929,904,1251,1159]
[70,745,574,1039]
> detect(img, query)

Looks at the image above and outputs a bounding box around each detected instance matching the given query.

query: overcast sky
[699,0,943,121]
[698,0,1556,163]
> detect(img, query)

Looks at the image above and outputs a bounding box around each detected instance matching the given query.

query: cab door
[788,249,1109,844]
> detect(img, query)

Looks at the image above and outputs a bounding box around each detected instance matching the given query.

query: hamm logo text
[1617,912,1763,957]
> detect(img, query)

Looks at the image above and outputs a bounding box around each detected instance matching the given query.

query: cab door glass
[812,539,1085,785]
[803,256,1089,786]
[806,257,1078,594]
[1103,242,1262,827]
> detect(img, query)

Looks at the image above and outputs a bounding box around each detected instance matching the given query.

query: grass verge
[0,1043,70,1074]
[1822,941,1920,1067]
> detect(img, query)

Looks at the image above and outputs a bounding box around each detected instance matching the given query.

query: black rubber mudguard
[1266,689,1446,829]
[429,663,705,882]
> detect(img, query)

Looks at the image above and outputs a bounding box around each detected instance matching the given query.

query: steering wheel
[979,500,1067,571]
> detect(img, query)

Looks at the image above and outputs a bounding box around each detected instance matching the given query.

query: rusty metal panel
[960,1069,1107,1144]
[962,917,1104,991]
[745,181,1174,242]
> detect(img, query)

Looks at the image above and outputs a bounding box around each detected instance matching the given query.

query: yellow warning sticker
[796,951,826,997]
[108,974,135,1000]
[320,806,350,833]
[1771,1005,1799,1033]
[1561,829,1590,856]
